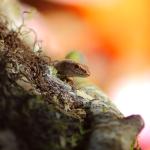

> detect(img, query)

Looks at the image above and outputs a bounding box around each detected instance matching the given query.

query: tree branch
[0,15,144,150]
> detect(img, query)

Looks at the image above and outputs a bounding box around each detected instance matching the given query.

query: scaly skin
[53,59,90,78]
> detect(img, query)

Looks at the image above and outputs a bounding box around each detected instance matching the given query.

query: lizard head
[72,62,90,77]
[54,59,90,77]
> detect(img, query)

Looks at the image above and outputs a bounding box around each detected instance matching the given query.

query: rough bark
[0,15,144,150]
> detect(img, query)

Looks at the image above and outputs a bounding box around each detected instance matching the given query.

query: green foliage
[65,50,86,63]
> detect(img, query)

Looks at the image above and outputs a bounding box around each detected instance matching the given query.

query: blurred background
[3,0,150,149]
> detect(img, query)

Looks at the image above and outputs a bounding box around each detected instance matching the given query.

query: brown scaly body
[53,59,90,78]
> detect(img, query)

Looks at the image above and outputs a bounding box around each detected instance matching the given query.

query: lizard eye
[74,64,80,69]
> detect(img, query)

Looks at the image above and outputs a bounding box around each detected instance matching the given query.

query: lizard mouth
[79,69,90,77]
[84,71,90,77]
